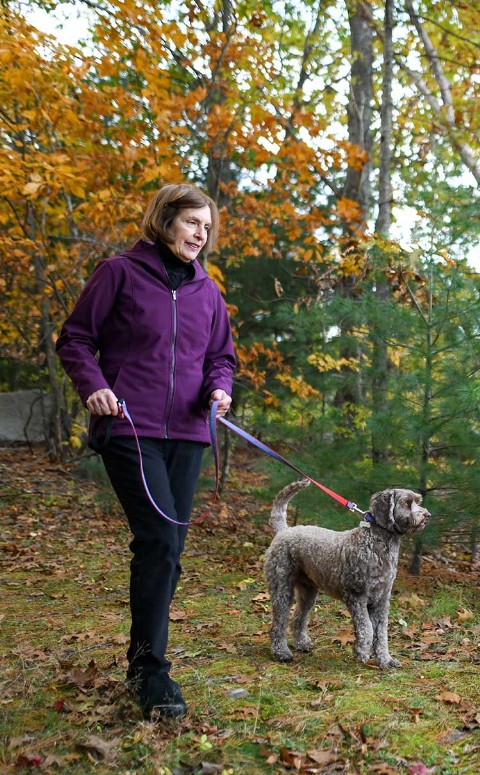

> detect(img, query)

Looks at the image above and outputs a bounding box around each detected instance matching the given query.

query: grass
[1,446,479,774]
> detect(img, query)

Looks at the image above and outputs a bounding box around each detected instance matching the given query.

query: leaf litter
[1,447,479,773]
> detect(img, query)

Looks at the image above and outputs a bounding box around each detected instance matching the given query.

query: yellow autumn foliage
[307,353,361,373]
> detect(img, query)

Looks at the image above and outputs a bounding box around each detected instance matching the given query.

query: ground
[1,445,479,774]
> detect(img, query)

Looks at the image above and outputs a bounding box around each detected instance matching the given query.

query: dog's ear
[369,490,395,525]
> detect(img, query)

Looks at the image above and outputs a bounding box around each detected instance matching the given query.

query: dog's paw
[293,636,313,653]
[354,648,371,664]
[377,656,401,669]
[272,649,294,662]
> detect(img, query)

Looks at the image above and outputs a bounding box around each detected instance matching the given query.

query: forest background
[1,1,480,773]
[1,0,480,561]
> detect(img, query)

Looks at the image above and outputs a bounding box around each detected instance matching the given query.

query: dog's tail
[270,479,311,534]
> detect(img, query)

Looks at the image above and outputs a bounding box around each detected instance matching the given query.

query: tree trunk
[335,0,373,419]
[371,0,393,464]
[205,0,235,213]
[409,539,423,576]
[205,0,236,487]
[343,0,373,219]
[26,201,67,460]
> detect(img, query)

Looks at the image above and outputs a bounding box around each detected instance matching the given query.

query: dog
[264,480,430,669]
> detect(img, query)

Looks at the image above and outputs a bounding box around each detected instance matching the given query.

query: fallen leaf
[315,678,344,690]
[332,628,355,645]
[236,577,256,590]
[16,753,43,768]
[435,616,453,629]
[170,608,187,621]
[307,748,342,765]
[409,763,433,775]
[368,764,399,774]
[67,659,99,688]
[406,705,423,723]
[436,691,461,705]
[456,607,474,622]
[76,734,118,762]
[279,747,303,768]
[218,642,237,653]
[111,632,129,644]
[226,705,258,719]
[398,592,425,608]
[262,749,279,765]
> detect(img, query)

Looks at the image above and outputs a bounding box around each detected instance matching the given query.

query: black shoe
[127,672,187,720]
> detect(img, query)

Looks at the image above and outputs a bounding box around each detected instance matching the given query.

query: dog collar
[364,512,376,525]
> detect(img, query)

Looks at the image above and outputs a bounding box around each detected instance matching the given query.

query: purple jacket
[56,240,236,443]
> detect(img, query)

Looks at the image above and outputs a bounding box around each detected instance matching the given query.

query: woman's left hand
[209,389,232,417]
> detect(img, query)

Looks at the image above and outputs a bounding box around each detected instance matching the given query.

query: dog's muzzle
[408,506,430,533]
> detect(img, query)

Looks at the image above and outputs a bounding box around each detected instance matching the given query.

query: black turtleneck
[156,241,195,291]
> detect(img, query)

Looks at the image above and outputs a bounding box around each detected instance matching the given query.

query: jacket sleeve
[202,283,236,402]
[56,261,119,404]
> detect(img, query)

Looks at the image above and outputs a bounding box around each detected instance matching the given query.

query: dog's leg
[370,595,401,669]
[345,595,373,664]
[291,582,317,653]
[267,572,295,662]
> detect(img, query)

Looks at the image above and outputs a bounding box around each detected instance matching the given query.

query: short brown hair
[142,183,219,252]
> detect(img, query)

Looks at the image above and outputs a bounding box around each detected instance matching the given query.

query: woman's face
[168,205,212,263]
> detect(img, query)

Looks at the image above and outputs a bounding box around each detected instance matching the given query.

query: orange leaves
[337,140,369,171]
[207,102,237,139]
[236,341,282,391]
[335,196,365,224]
[207,261,227,294]
[236,341,320,401]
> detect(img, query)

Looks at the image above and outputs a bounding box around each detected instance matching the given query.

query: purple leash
[116,399,365,525]
[214,411,364,514]
[117,399,219,525]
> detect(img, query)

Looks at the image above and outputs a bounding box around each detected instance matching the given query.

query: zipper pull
[172,289,177,301]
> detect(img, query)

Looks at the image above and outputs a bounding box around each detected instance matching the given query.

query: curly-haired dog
[264,481,430,669]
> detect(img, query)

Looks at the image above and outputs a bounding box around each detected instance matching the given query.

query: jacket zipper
[164,288,177,438]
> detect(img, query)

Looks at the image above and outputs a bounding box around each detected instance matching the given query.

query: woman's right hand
[86,388,119,416]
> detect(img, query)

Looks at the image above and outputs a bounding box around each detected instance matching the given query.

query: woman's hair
[142,183,219,252]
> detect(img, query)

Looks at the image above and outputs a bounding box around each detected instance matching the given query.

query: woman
[56,183,236,719]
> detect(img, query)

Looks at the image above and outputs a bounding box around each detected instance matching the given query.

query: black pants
[100,436,205,677]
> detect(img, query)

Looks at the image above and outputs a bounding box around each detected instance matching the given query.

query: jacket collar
[122,239,209,283]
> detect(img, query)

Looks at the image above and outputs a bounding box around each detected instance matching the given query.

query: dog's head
[368,489,430,535]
